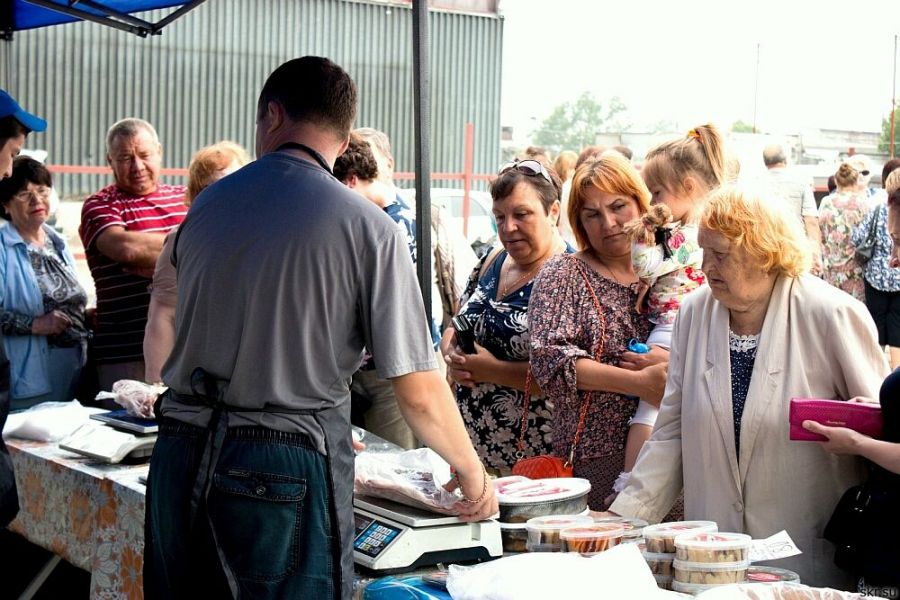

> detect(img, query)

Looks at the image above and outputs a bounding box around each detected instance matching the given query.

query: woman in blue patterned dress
[852,163,900,369]
[441,160,572,473]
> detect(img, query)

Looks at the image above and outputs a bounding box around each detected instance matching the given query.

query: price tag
[749,530,802,562]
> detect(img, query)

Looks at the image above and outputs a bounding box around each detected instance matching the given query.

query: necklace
[499,260,543,298]
[591,252,622,285]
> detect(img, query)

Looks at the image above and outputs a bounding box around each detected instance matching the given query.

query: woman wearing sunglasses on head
[441,159,573,474]
[528,152,669,510]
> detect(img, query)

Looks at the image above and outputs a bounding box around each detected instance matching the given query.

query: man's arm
[94,226,166,268]
[143,297,176,383]
[391,370,497,521]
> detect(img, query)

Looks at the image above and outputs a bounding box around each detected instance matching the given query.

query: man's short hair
[762,144,786,167]
[0,115,29,143]
[354,127,393,162]
[333,134,378,183]
[257,56,358,139]
[106,118,159,153]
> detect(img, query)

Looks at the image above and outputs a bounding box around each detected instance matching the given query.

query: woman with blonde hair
[818,161,877,301]
[528,152,668,509]
[143,141,250,382]
[609,185,887,586]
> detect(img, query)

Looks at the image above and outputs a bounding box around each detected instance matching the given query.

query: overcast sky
[499,0,900,138]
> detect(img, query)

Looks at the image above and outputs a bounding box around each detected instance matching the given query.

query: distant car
[400,187,497,249]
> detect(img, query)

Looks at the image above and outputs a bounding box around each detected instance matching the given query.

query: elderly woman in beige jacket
[609,185,888,588]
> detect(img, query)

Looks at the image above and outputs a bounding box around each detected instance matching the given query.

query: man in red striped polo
[79,118,186,392]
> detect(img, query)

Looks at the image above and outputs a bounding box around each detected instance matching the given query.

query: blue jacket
[0,223,78,399]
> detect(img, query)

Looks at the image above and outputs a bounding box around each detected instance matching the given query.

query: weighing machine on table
[353,495,502,573]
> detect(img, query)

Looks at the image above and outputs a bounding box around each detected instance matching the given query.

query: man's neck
[262,124,342,168]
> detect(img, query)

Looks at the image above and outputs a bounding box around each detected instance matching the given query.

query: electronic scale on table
[59,416,157,464]
[353,495,502,573]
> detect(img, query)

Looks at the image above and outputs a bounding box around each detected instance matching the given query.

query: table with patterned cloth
[7,438,149,599]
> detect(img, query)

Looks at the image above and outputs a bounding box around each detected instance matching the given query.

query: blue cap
[0,90,47,133]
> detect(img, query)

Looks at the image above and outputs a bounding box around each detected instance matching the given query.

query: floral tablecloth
[7,438,148,599]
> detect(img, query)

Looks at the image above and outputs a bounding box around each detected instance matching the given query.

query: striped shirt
[79,183,187,363]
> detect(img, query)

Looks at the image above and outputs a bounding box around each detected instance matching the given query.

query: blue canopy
[2,0,206,38]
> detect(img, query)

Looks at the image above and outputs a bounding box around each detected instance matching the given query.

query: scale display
[354,514,401,558]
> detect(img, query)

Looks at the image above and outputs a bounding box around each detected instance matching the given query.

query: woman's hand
[802,420,865,455]
[446,343,498,388]
[637,362,668,407]
[620,345,669,371]
[31,310,71,336]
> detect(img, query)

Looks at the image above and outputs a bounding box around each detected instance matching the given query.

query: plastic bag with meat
[95,380,165,418]
[354,447,461,514]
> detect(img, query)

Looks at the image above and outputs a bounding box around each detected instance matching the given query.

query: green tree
[731,120,754,133]
[879,107,900,154]
[532,93,628,154]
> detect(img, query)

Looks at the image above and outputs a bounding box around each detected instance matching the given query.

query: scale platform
[353,495,502,573]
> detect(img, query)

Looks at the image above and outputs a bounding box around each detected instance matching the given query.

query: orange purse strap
[518,255,609,466]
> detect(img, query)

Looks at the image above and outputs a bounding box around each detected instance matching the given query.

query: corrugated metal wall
[0,0,503,197]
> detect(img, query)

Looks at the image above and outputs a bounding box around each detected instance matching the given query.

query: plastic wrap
[695,583,884,599]
[95,380,165,418]
[3,401,100,441]
[354,446,460,514]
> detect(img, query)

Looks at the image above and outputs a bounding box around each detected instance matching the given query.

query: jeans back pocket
[210,469,307,582]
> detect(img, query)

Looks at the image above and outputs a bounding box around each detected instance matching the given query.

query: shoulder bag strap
[516,255,609,466]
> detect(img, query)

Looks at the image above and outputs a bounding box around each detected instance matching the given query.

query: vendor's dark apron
[0,334,19,527]
[160,368,354,600]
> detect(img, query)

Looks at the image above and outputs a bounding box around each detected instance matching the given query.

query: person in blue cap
[0,89,46,527]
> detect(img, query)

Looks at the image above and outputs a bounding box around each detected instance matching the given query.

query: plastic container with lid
[654,574,673,590]
[493,476,592,523]
[674,531,751,563]
[673,558,750,585]
[746,565,801,585]
[642,521,718,553]
[593,515,649,540]
[498,521,528,553]
[526,514,594,552]
[642,549,675,576]
[559,522,625,556]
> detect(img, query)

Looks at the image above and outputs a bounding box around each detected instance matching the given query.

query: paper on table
[749,530,802,562]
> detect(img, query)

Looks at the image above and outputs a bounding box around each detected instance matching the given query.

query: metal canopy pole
[412,0,432,330]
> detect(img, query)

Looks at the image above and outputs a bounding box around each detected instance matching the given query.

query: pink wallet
[789,398,883,441]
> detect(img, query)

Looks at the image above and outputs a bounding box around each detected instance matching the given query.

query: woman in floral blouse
[853,164,900,369]
[442,159,572,473]
[819,161,877,301]
[529,153,669,509]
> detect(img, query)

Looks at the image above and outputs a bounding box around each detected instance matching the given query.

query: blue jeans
[144,421,336,598]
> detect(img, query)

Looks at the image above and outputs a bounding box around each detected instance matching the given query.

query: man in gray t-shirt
[144,57,496,600]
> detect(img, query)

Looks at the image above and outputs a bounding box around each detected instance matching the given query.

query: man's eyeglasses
[499,159,554,186]
[12,187,51,203]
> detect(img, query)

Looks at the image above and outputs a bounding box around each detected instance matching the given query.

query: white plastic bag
[446,543,680,600]
[3,401,101,442]
[354,447,459,514]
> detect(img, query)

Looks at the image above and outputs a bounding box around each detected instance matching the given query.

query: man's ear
[337,134,350,157]
[265,100,284,134]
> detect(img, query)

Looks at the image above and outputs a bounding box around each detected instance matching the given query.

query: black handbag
[854,204,882,265]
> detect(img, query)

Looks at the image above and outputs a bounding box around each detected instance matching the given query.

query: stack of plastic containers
[559,522,625,556]
[671,532,752,595]
[525,515,594,552]
[593,515,648,544]
[641,521,717,591]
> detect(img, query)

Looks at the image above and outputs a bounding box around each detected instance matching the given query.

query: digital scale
[353,495,502,573]
[59,420,156,464]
